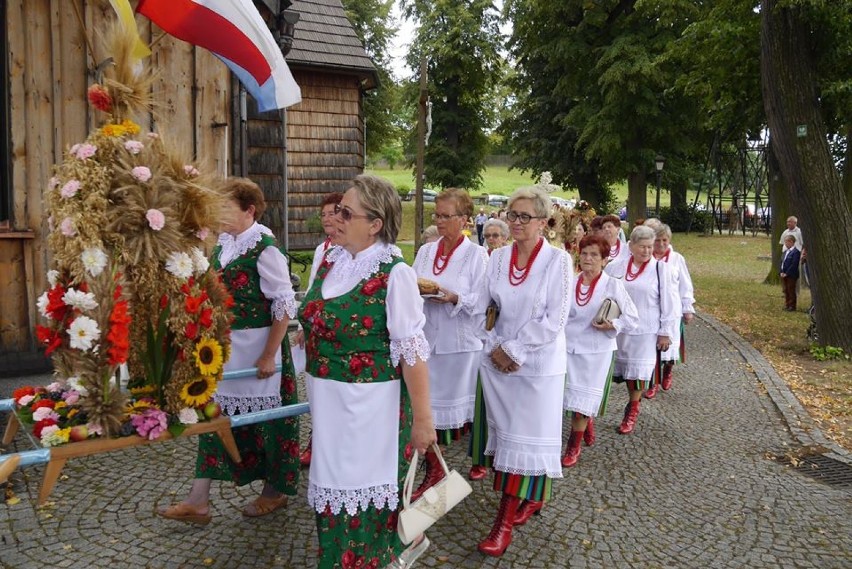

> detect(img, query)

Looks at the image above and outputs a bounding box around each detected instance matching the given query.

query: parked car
[477,194,509,207]
[551,196,572,208]
[402,188,438,202]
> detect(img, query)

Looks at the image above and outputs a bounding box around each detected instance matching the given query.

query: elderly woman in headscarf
[474,186,572,557]
[644,223,695,398]
[298,174,436,568]
[604,225,678,434]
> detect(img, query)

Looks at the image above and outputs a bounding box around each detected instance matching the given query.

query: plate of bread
[417,278,445,298]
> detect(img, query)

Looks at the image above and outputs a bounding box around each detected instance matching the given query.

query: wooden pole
[414,58,428,253]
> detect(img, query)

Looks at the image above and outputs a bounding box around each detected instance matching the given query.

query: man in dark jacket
[780,235,801,311]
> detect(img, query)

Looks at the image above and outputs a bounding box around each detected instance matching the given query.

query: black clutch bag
[485,300,500,331]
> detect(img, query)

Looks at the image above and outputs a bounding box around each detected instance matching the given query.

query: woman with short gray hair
[483,218,510,254]
[604,225,679,434]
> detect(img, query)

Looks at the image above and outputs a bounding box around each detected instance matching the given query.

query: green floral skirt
[315,384,412,569]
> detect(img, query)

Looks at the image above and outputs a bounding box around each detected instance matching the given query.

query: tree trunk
[844,123,852,204]
[626,170,648,230]
[761,0,852,350]
[575,170,605,210]
[670,179,687,210]
[763,138,789,285]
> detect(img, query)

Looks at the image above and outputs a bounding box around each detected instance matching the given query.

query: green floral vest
[212,234,278,330]
[298,251,403,383]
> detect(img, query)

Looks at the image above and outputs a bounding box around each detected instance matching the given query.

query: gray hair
[630,225,656,244]
[643,217,663,231]
[421,225,439,241]
[655,224,672,239]
[350,174,402,244]
[507,186,551,218]
[483,218,510,239]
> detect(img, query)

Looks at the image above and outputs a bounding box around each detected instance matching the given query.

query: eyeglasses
[431,213,462,222]
[484,233,502,239]
[506,211,545,224]
[334,204,372,222]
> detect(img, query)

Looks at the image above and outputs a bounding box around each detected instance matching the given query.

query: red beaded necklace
[322,236,332,251]
[575,272,602,306]
[625,256,650,282]
[432,235,464,275]
[608,241,620,259]
[509,238,545,286]
[654,248,671,262]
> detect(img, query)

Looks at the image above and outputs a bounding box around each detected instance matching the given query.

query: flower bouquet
[23,20,233,443]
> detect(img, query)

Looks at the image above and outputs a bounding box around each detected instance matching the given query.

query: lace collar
[325,241,403,282]
[217,222,274,267]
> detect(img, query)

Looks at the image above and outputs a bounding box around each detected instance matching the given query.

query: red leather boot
[644,384,659,399]
[411,450,445,501]
[662,363,674,391]
[299,438,312,467]
[583,417,596,447]
[469,465,488,481]
[617,400,641,435]
[513,499,543,526]
[561,430,583,468]
[478,493,521,557]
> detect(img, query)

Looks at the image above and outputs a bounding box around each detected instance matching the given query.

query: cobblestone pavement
[1,315,850,569]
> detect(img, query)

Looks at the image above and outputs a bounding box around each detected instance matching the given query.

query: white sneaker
[386,535,430,569]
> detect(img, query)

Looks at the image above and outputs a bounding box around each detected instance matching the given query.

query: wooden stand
[3,413,241,505]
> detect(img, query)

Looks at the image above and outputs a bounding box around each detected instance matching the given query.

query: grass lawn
[290,228,849,450]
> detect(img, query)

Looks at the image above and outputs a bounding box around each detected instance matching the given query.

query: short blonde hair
[436,188,474,218]
[507,186,550,218]
[350,174,402,244]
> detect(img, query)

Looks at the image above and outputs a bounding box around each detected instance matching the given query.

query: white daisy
[63,288,98,311]
[178,408,200,425]
[191,247,210,275]
[81,247,108,277]
[67,376,88,397]
[165,251,194,279]
[67,316,101,352]
[47,269,60,287]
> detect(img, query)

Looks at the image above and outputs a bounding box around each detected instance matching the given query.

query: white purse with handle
[397,443,472,545]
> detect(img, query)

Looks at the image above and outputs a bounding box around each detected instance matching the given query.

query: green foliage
[809,345,848,362]
[304,213,323,234]
[401,0,504,190]
[660,204,710,234]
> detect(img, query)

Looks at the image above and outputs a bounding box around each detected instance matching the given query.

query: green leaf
[167,423,187,438]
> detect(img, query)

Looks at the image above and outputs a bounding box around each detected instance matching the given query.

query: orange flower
[185,295,203,314]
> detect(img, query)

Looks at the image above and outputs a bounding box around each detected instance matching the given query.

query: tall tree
[341,0,399,157]
[761,0,852,350]
[401,0,503,190]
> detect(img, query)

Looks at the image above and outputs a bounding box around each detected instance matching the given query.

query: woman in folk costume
[413,189,488,486]
[296,191,344,467]
[158,177,300,524]
[645,223,695,399]
[562,235,638,467]
[298,175,436,569]
[474,186,573,557]
[604,225,679,434]
[601,214,629,265]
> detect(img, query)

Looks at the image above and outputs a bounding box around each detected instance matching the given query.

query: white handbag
[397,443,473,545]
[593,297,621,325]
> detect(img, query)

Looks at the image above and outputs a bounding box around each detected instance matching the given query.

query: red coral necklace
[432,235,464,275]
[575,272,602,306]
[609,241,620,259]
[654,248,670,262]
[625,256,650,281]
[509,238,544,286]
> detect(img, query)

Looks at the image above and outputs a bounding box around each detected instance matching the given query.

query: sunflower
[194,337,224,376]
[126,399,155,414]
[130,385,157,397]
[179,376,217,407]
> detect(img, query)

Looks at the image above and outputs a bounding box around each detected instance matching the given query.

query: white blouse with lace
[213,222,297,415]
[307,241,430,516]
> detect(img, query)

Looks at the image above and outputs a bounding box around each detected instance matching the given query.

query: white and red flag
[137,0,301,112]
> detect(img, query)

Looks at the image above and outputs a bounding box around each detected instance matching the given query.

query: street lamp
[654,154,665,215]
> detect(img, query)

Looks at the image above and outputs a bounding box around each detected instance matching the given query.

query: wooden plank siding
[0,0,230,363]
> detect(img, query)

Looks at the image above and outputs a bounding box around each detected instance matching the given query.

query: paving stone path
[0,315,850,568]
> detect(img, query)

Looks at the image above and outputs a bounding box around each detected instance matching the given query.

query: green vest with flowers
[298,251,403,383]
[212,234,277,330]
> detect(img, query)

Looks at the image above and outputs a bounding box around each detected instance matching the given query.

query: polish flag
[137,0,301,112]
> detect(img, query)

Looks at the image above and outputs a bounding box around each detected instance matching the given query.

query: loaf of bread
[417,278,440,295]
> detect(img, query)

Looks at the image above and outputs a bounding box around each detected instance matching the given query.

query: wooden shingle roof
[287,0,378,87]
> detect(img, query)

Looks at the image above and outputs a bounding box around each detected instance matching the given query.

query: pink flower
[63,390,80,405]
[33,407,60,422]
[196,227,210,241]
[46,382,63,393]
[131,408,168,440]
[146,209,165,231]
[60,217,76,237]
[60,180,81,198]
[69,144,81,156]
[75,144,97,160]
[124,140,144,155]
[131,166,152,182]
[17,394,35,406]
[49,177,60,190]
[146,132,159,140]
[184,165,199,177]
[86,422,104,437]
